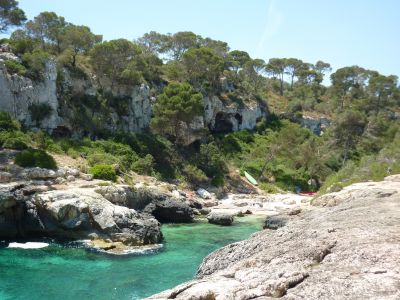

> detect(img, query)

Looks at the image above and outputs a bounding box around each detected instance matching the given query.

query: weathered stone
[25,167,58,180]
[66,175,75,182]
[80,173,93,181]
[199,208,211,215]
[54,177,67,184]
[0,171,12,183]
[263,214,288,230]
[95,184,194,223]
[30,188,162,245]
[149,198,194,223]
[207,212,234,226]
[149,177,400,299]
[65,168,80,177]
[287,207,302,215]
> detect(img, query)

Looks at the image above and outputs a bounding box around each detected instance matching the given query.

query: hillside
[0,5,399,194]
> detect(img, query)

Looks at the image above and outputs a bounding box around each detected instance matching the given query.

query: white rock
[197,188,212,199]
[80,173,93,181]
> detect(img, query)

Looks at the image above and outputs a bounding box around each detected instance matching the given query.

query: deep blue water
[0,216,263,300]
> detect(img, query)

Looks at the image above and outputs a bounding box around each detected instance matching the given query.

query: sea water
[0,216,263,300]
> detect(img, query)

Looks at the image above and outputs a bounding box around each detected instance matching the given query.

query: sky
[7,0,400,79]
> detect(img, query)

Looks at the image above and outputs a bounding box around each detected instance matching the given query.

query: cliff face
[148,175,400,299]
[0,58,153,135]
[0,61,61,130]
[0,53,267,138]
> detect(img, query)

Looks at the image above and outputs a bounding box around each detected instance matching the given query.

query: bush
[14,148,57,169]
[2,137,28,150]
[22,50,49,81]
[4,60,26,76]
[130,154,155,175]
[87,151,120,166]
[28,103,52,126]
[259,182,280,193]
[211,174,225,187]
[90,165,117,181]
[0,112,20,131]
[183,164,208,185]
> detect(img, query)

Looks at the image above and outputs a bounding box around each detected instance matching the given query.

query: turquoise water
[0,216,263,300]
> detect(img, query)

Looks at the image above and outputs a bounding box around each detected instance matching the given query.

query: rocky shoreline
[149,175,400,299]
[1,148,310,254]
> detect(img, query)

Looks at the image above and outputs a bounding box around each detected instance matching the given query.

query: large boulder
[263,214,288,230]
[146,198,194,223]
[207,212,234,226]
[32,189,162,245]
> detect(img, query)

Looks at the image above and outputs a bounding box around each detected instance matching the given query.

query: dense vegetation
[0,1,399,192]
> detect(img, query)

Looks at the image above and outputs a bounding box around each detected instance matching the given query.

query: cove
[0,216,263,300]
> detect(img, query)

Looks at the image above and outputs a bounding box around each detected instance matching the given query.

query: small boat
[299,192,316,196]
[244,171,258,185]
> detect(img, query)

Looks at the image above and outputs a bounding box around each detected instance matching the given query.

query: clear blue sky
[10,0,400,78]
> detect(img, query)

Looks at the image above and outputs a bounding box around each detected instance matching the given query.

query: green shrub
[259,182,280,193]
[89,164,117,181]
[4,60,26,76]
[2,137,28,150]
[14,148,57,169]
[22,50,49,81]
[211,174,225,187]
[0,112,20,131]
[130,154,155,175]
[28,103,52,127]
[183,164,208,185]
[87,151,120,166]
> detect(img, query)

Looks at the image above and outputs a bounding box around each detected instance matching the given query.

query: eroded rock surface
[148,176,400,299]
[0,184,162,246]
[207,212,234,226]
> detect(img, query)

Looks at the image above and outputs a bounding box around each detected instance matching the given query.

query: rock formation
[0,181,163,246]
[148,175,400,299]
[95,184,195,223]
[207,212,234,226]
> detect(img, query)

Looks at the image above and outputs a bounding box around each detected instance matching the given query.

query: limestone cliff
[0,51,267,138]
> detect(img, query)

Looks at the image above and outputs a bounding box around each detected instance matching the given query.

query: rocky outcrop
[0,183,162,246]
[148,175,400,299]
[204,96,267,133]
[95,184,195,223]
[300,116,330,135]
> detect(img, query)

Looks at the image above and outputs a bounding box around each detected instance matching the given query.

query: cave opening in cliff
[51,126,72,138]
[212,112,233,133]
[234,113,243,126]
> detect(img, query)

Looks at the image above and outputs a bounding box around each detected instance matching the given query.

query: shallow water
[0,216,263,300]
